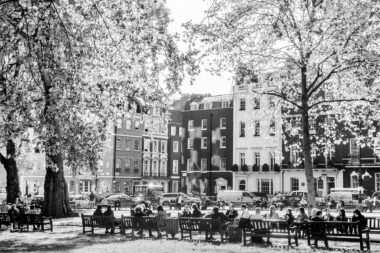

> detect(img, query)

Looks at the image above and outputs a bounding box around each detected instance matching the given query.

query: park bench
[306,221,370,251]
[242,219,299,247]
[25,213,53,232]
[138,216,161,238]
[179,217,226,242]
[81,214,120,235]
[120,215,137,236]
[0,212,11,227]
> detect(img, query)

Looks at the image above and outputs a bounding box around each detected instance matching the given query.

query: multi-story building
[182,94,234,195]
[232,76,283,195]
[168,109,184,192]
[141,104,170,192]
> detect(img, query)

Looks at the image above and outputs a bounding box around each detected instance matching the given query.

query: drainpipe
[113,125,117,193]
[209,113,213,196]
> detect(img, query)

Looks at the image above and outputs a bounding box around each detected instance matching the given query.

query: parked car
[70,194,94,209]
[105,193,133,207]
[159,193,201,207]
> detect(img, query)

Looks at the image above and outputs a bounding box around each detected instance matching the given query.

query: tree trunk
[0,153,21,204]
[43,154,74,218]
[301,65,316,212]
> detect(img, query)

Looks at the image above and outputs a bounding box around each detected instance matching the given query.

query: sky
[166,0,233,96]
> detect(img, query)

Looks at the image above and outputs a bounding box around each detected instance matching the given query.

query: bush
[232,164,239,172]
[242,164,248,171]
[262,163,269,172]
[252,164,259,171]
[274,163,280,172]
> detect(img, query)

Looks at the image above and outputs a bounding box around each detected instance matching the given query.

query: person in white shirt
[238,204,251,228]
[250,207,265,220]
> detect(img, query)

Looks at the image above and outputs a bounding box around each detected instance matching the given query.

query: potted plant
[274,163,280,172]
[232,164,239,172]
[242,164,248,172]
[262,163,269,172]
[252,164,259,171]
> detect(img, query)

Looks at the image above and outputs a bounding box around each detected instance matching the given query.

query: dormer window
[190,103,198,110]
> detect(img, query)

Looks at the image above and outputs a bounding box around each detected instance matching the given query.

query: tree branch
[253,89,302,110]
[309,98,376,110]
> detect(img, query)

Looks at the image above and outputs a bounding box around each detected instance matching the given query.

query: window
[240,98,246,110]
[205,102,211,109]
[222,101,229,108]
[201,137,207,149]
[125,139,131,151]
[115,158,121,174]
[350,138,359,157]
[161,140,167,153]
[254,152,261,167]
[153,140,159,152]
[152,160,158,176]
[116,138,122,150]
[134,140,139,151]
[179,127,184,137]
[239,180,246,190]
[173,141,179,152]
[240,121,245,137]
[290,178,299,191]
[173,160,179,174]
[239,153,245,167]
[220,118,227,129]
[143,160,149,175]
[116,118,122,128]
[317,177,324,189]
[125,159,131,172]
[190,104,197,110]
[270,152,275,171]
[133,160,139,170]
[144,139,150,152]
[269,96,275,108]
[201,119,207,130]
[220,158,226,171]
[187,159,193,171]
[187,138,194,149]
[172,181,179,192]
[254,121,260,136]
[309,118,316,134]
[135,121,140,130]
[126,119,132,129]
[220,136,226,148]
[201,158,207,171]
[160,160,167,176]
[290,147,299,167]
[269,120,276,136]
[351,175,359,188]
[376,173,380,191]
[259,179,273,194]
[253,98,260,109]
[171,126,176,136]
[80,180,92,193]
[188,120,194,131]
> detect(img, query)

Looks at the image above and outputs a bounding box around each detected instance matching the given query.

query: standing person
[176,194,183,210]
[268,205,280,219]
[191,204,203,217]
[225,204,238,220]
[156,205,167,238]
[352,209,367,230]
[238,204,251,229]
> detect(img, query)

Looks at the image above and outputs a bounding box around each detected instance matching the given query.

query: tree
[0,0,190,217]
[0,140,20,203]
[186,0,380,208]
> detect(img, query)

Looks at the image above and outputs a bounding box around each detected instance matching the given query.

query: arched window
[239,180,246,190]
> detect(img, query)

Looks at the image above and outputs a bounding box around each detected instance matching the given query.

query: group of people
[0,199,42,230]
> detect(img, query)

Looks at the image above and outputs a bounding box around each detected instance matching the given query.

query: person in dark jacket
[191,204,202,217]
[284,208,295,226]
[352,209,367,230]
[93,205,103,216]
[103,205,116,234]
[335,209,348,222]
[225,204,238,220]
[208,206,229,240]
[310,210,324,221]
[133,205,146,235]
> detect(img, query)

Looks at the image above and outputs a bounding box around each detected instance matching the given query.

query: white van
[217,190,253,203]
[329,187,364,204]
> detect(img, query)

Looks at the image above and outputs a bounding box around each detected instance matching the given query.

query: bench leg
[360,240,364,251]
[314,240,318,248]
[181,231,183,240]
[324,239,328,248]
[189,231,192,240]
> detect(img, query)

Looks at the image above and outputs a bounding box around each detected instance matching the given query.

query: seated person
[191,204,202,217]
[209,206,229,240]
[352,209,367,230]
[284,208,295,226]
[251,207,265,220]
[297,207,308,222]
[181,205,192,217]
[93,205,103,216]
[143,203,153,216]
[310,210,324,221]
[225,204,238,220]
[156,205,167,238]
[103,206,116,234]
[268,205,280,219]
[133,205,146,235]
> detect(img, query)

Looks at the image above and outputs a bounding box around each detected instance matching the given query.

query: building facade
[182,94,234,195]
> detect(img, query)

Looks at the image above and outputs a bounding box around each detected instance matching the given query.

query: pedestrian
[208,206,229,240]
[238,204,251,229]
[156,205,167,238]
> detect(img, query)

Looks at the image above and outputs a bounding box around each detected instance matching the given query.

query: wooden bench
[243,219,299,247]
[120,215,137,236]
[306,221,370,251]
[366,217,380,234]
[25,213,53,232]
[0,212,11,227]
[139,216,160,238]
[179,217,226,241]
[81,214,120,235]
